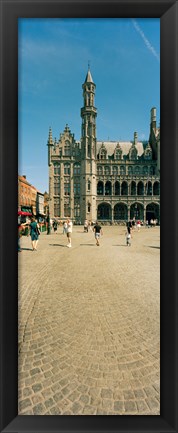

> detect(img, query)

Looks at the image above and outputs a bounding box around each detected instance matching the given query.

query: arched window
[87,180,91,191]
[143,166,148,176]
[135,166,140,175]
[131,181,136,195]
[100,149,106,159]
[54,177,60,195]
[112,166,118,175]
[54,199,60,217]
[114,181,120,195]
[137,181,144,195]
[54,163,60,175]
[97,181,104,195]
[121,181,128,195]
[64,198,70,217]
[64,177,70,196]
[74,203,80,217]
[104,166,110,175]
[145,181,152,195]
[64,163,70,175]
[153,182,160,195]
[120,166,126,176]
[129,147,137,160]
[74,178,80,196]
[64,140,71,156]
[128,166,133,176]
[74,163,80,175]
[97,166,103,175]
[115,149,122,160]
[105,181,112,195]
[150,166,155,175]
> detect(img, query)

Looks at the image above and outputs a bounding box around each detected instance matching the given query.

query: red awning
[18,211,32,216]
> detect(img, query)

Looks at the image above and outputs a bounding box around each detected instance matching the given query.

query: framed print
[0,0,177,432]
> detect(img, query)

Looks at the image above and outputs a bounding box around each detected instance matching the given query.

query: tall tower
[80,67,97,223]
[47,127,54,217]
[149,107,158,160]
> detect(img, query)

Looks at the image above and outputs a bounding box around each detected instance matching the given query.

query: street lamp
[47,201,51,235]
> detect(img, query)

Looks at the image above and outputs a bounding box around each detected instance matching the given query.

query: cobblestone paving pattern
[18,225,160,415]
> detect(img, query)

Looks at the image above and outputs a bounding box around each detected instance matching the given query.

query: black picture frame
[0,0,177,432]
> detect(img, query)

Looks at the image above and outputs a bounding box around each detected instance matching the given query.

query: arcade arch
[97,203,111,220]
[130,203,144,220]
[146,203,160,223]
[114,203,127,220]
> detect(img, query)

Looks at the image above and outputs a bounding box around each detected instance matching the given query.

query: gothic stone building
[47,68,160,224]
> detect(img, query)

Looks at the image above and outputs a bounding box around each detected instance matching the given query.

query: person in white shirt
[63,221,68,234]
[66,219,73,247]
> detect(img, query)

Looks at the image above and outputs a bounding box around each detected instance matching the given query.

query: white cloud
[132,19,160,63]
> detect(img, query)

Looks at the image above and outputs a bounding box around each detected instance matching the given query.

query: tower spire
[48,126,53,144]
[80,68,97,223]
[85,64,93,83]
[47,126,53,167]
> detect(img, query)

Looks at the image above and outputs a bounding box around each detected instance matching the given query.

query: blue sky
[18,18,160,193]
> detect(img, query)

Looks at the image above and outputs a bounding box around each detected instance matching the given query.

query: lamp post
[47,201,51,235]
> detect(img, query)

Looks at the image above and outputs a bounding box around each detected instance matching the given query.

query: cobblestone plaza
[18,225,160,415]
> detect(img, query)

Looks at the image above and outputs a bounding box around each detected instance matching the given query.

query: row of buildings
[47,67,160,224]
[18,175,48,221]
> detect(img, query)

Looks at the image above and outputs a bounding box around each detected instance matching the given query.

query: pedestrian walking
[88,220,92,232]
[29,217,40,251]
[132,218,136,230]
[18,221,27,252]
[137,220,141,232]
[84,219,88,232]
[128,220,132,230]
[93,221,103,246]
[63,221,68,234]
[125,225,131,246]
[66,218,73,247]
[53,219,58,233]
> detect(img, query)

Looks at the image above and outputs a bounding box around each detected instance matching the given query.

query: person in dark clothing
[53,219,58,233]
[125,225,131,246]
[29,217,40,251]
[93,221,103,246]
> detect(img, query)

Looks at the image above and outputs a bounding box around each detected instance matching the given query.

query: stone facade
[47,69,160,224]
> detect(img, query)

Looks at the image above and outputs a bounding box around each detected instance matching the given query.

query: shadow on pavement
[148,246,160,249]
[80,244,95,246]
[112,244,128,247]
[49,244,67,247]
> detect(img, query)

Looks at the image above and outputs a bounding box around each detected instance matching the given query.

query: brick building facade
[18,175,45,219]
